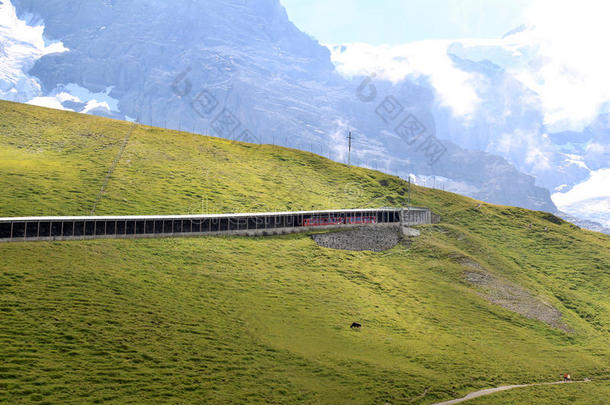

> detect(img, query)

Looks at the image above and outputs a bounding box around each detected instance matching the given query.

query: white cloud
[563,154,589,170]
[586,143,606,154]
[492,129,555,174]
[327,41,481,118]
[524,143,552,172]
[328,0,610,132]
[452,0,610,132]
[516,0,610,131]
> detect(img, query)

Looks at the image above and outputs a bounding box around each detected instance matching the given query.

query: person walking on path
[563,373,569,382]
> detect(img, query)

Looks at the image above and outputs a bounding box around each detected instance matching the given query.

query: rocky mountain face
[7,0,557,212]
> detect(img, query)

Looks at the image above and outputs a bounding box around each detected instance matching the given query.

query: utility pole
[408,175,412,208]
[347,131,353,166]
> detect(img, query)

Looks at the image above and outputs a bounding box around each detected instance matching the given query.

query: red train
[302,216,377,226]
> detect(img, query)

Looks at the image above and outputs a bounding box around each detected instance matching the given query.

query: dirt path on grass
[432,380,589,404]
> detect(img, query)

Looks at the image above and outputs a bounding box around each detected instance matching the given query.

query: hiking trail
[432,380,589,404]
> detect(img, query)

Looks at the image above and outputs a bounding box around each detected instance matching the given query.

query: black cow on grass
[350,322,362,329]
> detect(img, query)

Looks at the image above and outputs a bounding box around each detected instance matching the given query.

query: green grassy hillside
[0,100,609,404]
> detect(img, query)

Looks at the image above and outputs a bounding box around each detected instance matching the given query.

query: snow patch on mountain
[27,95,69,110]
[0,0,67,102]
[0,1,120,116]
[45,83,120,115]
[552,169,610,227]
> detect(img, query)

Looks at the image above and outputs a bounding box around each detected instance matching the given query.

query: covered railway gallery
[0,209,403,242]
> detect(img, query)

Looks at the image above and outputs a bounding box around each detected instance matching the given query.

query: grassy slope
[0,100,609,404]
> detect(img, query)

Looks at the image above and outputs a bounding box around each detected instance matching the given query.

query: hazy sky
[280,0,532,44]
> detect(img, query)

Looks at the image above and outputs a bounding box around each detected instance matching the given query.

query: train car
[302,215,378,227]
[345,216,377,224]
[302,217,344,226]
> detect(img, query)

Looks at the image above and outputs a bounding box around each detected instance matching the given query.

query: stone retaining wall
[311,225,403,252]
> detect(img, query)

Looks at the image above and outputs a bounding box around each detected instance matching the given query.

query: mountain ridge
[1,0,565,215]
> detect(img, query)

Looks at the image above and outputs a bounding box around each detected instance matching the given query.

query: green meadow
[0,100,608,404]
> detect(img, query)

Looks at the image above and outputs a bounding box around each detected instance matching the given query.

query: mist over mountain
[329,28,609,230]
[6,0,607,221]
